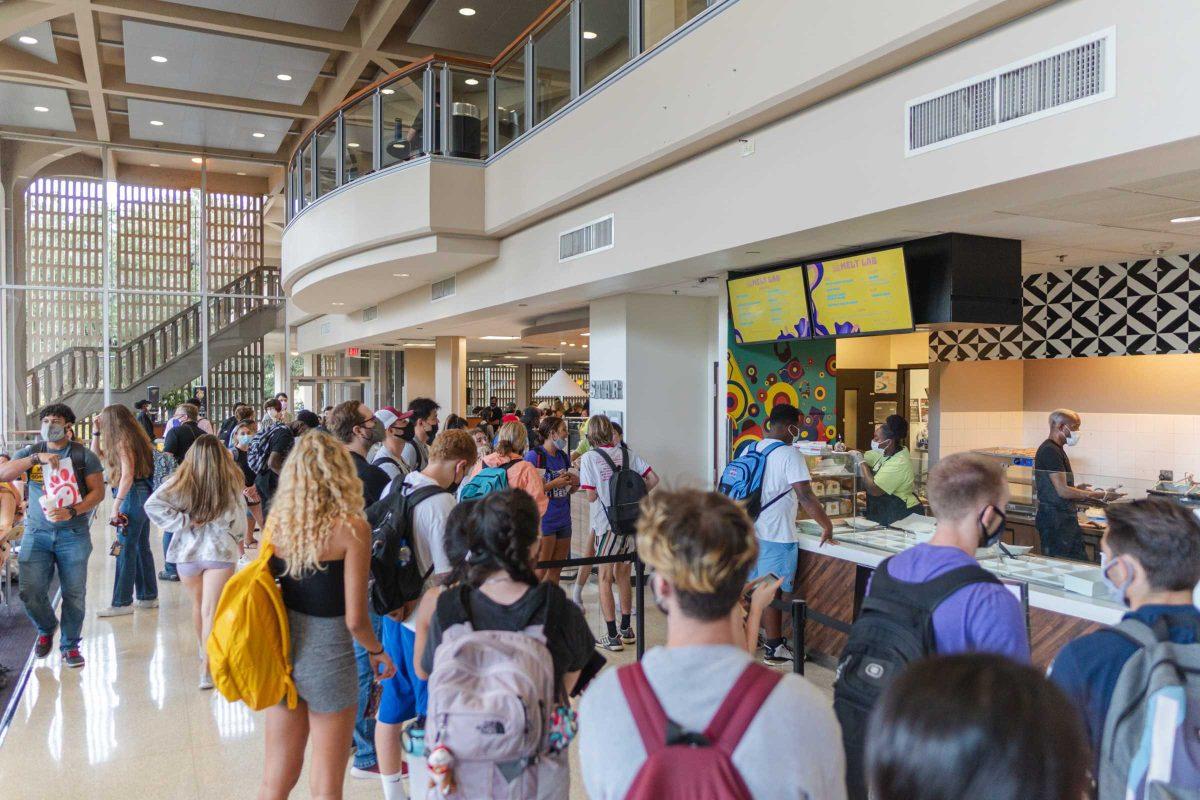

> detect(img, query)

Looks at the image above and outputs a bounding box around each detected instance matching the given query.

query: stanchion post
[791,599,807,676]
[634,556,645,661]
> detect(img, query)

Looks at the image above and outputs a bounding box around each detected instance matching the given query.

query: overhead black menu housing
[903,233,1022,328]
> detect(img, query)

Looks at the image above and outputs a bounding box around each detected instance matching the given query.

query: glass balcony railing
[286,0,728,222]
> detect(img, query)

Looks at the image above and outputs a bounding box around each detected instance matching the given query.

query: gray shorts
[286,609,358,713]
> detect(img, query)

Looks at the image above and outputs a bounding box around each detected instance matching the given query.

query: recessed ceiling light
[252,132,266,138]
[276,73,292,81]
[150,119,164,126]
[508,355,528,359]
[331,301,345,306]
[465,78,479,86]
[381,88,395,95]
[568,343,576,347]
[191,157,203,164]
[19,35,38,45]
[32,105,49,113]
[236,171,246,176]
[469,359,481,363]
[481,359,491,363]
[479,335,520,340]
[458,7,476,16]
[290,350,299,356]
[348,142,360,148]
[580,332,590,337]
[392,272,409,277]
[1171,215,1200,224]
[582,344,588,349]
[583,31,598,40]
[149,163,160,167]
[559,341,567,345]
[537,352,560,356]
[151,55,168,63]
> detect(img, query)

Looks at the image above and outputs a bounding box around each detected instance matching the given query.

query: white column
[435,336,467,415]
[589,294,718,489]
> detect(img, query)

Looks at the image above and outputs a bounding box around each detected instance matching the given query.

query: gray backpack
[425,585,558,800]
[1098,617,1200,800]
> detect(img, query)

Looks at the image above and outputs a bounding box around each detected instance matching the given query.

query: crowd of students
[0,393,1198,799]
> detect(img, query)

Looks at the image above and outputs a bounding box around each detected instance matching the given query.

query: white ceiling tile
[0,82,75,132]
[126,98,291,153]
[159,0,358,31]
[123,20,325,105]
[410,0,550,57]
[6,23,57,64]
[1116,170,1200,202]
[1003,188,1197,226]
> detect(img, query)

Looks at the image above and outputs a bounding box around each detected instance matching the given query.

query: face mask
[870,441,884,452]
[237,434,253,447]
[978,505,1007,548]
[427,423,440,440]
[1064,429,1081,447]
[553,437,568,451]
[40,421,66,443]
[1101,556,1133,606]
[363,422,385,445]
[787,425,801,444]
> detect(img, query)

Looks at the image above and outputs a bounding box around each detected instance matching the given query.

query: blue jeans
[112,481,157,606]
[161,530,177,577]
[18,524,94,653]
[352,607,385,769]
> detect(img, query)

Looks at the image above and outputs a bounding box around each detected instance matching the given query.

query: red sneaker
[63,649,85,669]
[34,635,52,659]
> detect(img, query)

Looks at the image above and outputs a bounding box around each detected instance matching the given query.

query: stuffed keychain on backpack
[427,744,457,796]
[547,704,578,754]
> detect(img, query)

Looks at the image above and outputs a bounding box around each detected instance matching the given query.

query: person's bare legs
[598,563,616,624]
[180,572,204,653]
[616,561,633,620]
[258,702,309,800]
[199,567,233,673]
[545,538,571,584]
[535,536,556,582]
[307,705,358,800]
[375,720,404,781]
[572,530,596,603]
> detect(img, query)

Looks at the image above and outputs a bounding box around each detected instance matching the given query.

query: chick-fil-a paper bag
[39,458,82,514]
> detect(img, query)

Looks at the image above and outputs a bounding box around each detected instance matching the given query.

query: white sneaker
[135,599,159,609]
[763,640,795,665]
[597,634,625,652]
[199,663,214,690]
[96,605,134,618]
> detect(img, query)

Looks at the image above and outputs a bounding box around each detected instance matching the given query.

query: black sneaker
[63,649,85,669]
[597,634,625,652]
[34,634,53,659]
[763,640,794,665]
[619,627,636,644]
[158,569,180,582]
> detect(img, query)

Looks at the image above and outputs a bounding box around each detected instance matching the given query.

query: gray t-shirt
[579,644,847,800]
[14,442,104,533]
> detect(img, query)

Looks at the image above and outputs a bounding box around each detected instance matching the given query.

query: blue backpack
[459,459,519,501]
[718,440,788,520]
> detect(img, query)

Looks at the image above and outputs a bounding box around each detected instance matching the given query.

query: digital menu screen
[807,247,914,337]
[727,266,812,344]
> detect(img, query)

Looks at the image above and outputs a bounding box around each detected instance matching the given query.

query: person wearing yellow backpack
[251,432,396,800]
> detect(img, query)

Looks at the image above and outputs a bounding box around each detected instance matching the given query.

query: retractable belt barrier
[534,553,646,659]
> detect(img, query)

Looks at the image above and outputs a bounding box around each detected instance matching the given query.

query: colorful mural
[727,336,838,457]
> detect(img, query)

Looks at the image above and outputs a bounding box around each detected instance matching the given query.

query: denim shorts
[748,540,799,593]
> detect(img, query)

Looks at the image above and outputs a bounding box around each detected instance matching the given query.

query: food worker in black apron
[857,415,921,526]
[1034,409,1108,560]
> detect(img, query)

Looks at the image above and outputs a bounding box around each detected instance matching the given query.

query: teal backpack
[459,459,519,501]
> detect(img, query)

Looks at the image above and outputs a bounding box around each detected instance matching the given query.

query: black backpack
[832,557,1000,800]
[365,482,447,616]
[596,443,648,536]
[247,424,289,475]
[32,441,88,489]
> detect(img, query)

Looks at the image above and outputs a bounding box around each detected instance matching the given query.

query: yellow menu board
[808,247,913,337]
[727,266,811,343]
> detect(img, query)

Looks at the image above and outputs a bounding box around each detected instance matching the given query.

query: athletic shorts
[748,540,799,593]
[541,525,572,541]
[596,530,636,558]
[378,616,427,725]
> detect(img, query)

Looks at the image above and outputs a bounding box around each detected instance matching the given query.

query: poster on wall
[727,266,812,344]
[873,370,897,394]
[807,247,914,337]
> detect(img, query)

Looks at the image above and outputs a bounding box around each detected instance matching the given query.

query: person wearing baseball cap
[294,409,321,435]
[372,406,414,485]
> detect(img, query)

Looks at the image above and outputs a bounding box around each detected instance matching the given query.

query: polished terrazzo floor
[0,499,834,799]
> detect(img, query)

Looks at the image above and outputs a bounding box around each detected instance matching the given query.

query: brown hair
[927,453,1006,522]
[97,404,155,481]
[179,403,199,421]
[160,435,244,525]
[1105,499,1200,591]
[235,404,256,423]
[637,488,758,621]
[493,421,528,457]
[263,398,282,413]
[538,415,567,443]
[585,414,615,448]
[429,429,478,464]
[328,400,368,444]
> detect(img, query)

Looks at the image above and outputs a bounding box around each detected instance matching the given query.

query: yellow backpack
[206,533,298,711]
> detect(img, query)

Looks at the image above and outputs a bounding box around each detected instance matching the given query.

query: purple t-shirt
[525,446,572,532]
[879,543,1030,662]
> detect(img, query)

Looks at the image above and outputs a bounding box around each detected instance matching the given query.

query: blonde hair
[637,488,758,595]
[97,404,155,481]
[159,434,243,526]
[585,414,615,448]
[266,430,365,578]
[493,421,528,457]
[429,429,478,464]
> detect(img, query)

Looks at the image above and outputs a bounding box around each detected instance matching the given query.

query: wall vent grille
[906,29,1114,156]
[431,275,456,301]
[559,214,614,262]
[361,305,378,322]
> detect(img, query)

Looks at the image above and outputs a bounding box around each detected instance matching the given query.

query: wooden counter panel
[1029,606,1101,669]
[797,550,857,656]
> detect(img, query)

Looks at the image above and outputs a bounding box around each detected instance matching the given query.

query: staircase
[24,265,283,423]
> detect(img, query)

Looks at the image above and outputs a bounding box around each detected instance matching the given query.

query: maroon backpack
[617,661,782,800]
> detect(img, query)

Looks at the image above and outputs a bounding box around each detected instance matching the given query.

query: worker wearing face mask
[1035,409,1107,560]
[857,414,920,526]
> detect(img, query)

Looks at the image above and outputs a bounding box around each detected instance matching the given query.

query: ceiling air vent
[906,28,1114,156]
[361,305,378,322]
[431,275,456,301]
[559,214,614,262]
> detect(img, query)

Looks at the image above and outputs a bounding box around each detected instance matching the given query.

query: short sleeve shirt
[862,447,919,509]
[1034,438,1073,513]
[753,440,811,543]
[15,442,104,533]
[351,451,391,508]
[525,447,572,532]
[579,446,651,534]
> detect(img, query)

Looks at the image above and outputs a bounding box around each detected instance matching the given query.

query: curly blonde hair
[266,430,365,578]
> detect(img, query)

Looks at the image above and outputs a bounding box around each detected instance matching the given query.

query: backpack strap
[703,663,783,755]
[870,557,1000,611]
[617,663,670,756]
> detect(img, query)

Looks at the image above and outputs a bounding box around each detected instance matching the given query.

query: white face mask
[1064,429,1081,447]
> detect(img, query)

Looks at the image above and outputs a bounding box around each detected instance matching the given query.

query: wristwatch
[66,506,78,519]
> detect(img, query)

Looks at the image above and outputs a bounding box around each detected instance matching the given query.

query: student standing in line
[231,421,264,548]
[258,432,395,800]
[465,421,549,516]
[401,398,441,473]
[93,405,159,618]
[144,435,246,689]
[252,398,295,515]
[1050,499,1200,777]
[579,415,659,652]
[0,404,105,667]
[746,403,834,665]
[528,415,578,584]
[160,402,204,582]
[371,406,414,485]
[868,654,1088,800]
[133,399,157,441]
[579,488,845,800]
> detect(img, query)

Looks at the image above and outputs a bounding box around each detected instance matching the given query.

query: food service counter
[793,525,1124,669]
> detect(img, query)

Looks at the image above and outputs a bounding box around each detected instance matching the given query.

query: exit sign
[346,347,361,357]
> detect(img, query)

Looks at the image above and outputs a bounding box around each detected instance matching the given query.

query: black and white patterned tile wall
[930,253,1200,362]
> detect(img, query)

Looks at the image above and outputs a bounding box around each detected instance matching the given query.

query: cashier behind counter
[1035,409,1117,561]
[855,415,921,526]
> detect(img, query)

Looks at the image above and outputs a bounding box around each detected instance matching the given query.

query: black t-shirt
[253,424,296,504]
[163,421,201,463]
[351,451,390,508]
[422,582,595,691]
[1035,438,1074,513]
[232,448,256,487]
[136,411,156,441]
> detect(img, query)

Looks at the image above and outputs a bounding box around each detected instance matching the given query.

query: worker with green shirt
[857,414,920,526]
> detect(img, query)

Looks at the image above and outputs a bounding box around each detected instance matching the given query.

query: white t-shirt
[398,471,454,629]
[753,439,811,543]
[579,445,651,534]
[373,450,407,484]
[401,439,428,472]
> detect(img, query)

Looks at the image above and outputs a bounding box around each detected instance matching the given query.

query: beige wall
[403,349,436,408]
[1023,354,1200,414]
[836,332,929,370]
[938,360,1024,412]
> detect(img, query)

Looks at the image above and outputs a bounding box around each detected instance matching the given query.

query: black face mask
[427,423,440,440]
[979,505,1007,548]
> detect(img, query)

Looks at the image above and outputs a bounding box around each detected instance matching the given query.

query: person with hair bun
[579,488,845,800]
[463,420,548,517]
[856,413,920,526]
